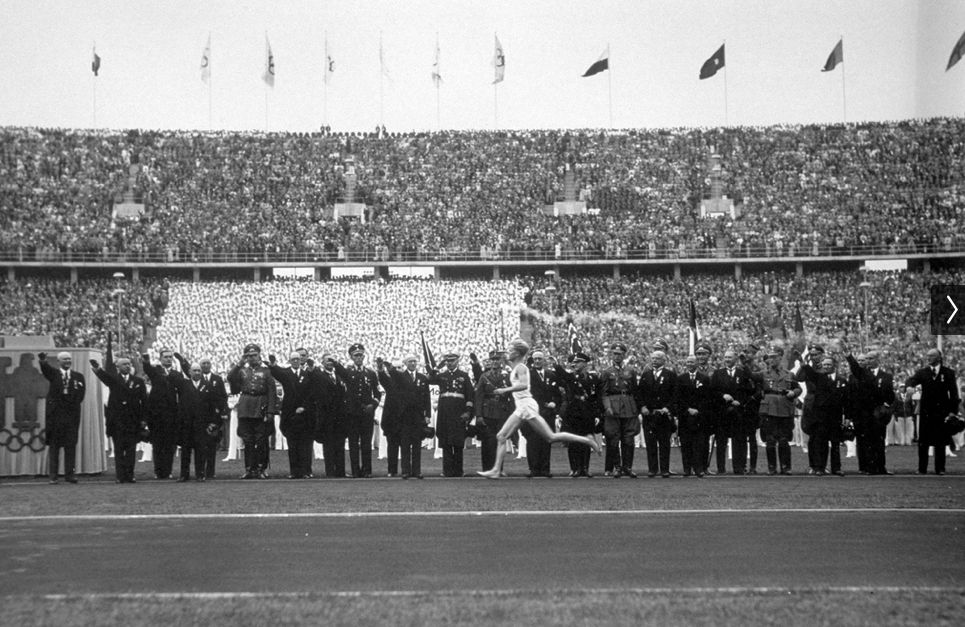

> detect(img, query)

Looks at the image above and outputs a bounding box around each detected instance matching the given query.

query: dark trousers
[219,417,231,451]
[643,424,672,475]
[698,425,714,473]
[763,416,793,471]
[919,443,946,474]
[179,445,197,479]
[48,444,76,480]
[197,438,218,478]
[112,436,137,482]
[713,424,731,473]
[604,415,638,472]
[441,445,464,477]
[322,437,346,477]
[400,433,422,477]
[238,416,268,472]
[855,417,886,472]
[567,442,591,474]
[385,433,402,475]
[347,414,374,477]
[732,424,758,472]
[678,429,702,474]
[521,421,551,476]
[286,435,314,478]
[152,438,176,479]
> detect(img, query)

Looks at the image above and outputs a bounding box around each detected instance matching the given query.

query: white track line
[35,586,965,601]
[1,507,963,522]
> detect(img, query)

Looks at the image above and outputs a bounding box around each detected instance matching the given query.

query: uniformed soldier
[554,352,602,477]
[227,343,278,479]
[428,352,475,477]
[758,347,801,475]
[474,350,514,473]
[333,344,382,478]
[599,343,641,478]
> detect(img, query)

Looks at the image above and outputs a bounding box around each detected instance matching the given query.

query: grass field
[2,444,963,626]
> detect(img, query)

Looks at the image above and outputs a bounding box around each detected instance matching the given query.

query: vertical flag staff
[379,31,389,127]
[262,33,275,131]
[201,33,212,129]
[323,34,334,126]
[822,37,845,122]
[699,43,727,125]
[91,43,101,128]
[493,34,505,128]
[432,33,443,129]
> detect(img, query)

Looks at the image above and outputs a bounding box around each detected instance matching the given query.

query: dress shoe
[780,469,792,475]
[49,478,59,484]
[683,471,693,477]
[661,472,671,478]
[647,472,657,478]
[937,471,946,476]
[747,468,758,475]
[733,469,745,476]
[916,470,928,475]
[696,472,705,478]
[257,471,269,480]
[569,470,578,478]
[807,468,816,475]
[177,477,190,482]
[65,476,78,484]
[833,471,845,476]
[363,473,372,478]
[623,469,637,479]
[416,474,424,479]
[387,473,396,478]
[401,474,410,479]
[611,470,622,478]
[603,471,612,477]
[197,476,206,482]
[706,469,717,476]
[815,470,826,476]
[241,471,255,479]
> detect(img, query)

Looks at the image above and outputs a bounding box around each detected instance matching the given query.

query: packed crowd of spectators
[0,277,168,357]
[526,269,965,380]
[151,277,525,375]
[2,118,962,260]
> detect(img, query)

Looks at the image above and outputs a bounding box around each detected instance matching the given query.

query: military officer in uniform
[227,343,278,479]
[39,352,86,484]
[428,352,475,477]
[554,352,601,477]
[758,347,801,475]
[91,356,146,483]
[474,350,514,472]
[599,343,641,478]
[333,344,382,478]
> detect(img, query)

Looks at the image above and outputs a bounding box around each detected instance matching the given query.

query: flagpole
[323,34,328,126]
[92,41,97,128]
[722,40,729,126]
[208,33,213,130]
[607,44,613,128]
[840,35,847,123]
[379,31,385,127]
[435,32,441,129]
[265,84,269,132]
[494,84,498,128]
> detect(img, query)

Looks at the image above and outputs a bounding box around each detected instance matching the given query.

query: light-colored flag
[263,35,275,87]
[432,39,442,86]
[201,35,211,83]
[324,39,334,85]
[493,35,505,84]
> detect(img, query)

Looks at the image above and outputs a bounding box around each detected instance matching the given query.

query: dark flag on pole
[688,299,702,356]
[699,44,725,79]
[793,304,804,334]
[420,331,437,370]
[91,46,101,76]
[567,320,583,355]
[822,39,843,72]
[105,331,115,372]
[948,29,965,71]
[582,47,609,77]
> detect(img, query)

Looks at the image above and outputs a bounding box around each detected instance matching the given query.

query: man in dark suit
[525,349,561,478]
[798,353,844,475]
[905,348,961,475]
[173,362,221,481]
[269,351,320,479]
[379,356,432,479]
[316,353,348,477]
[141,349,183,480]
[91,356,146,483]
[709,349,756,474]
[38,351,86,484]
[845,351,889,475]
[333,344,382,478]
[638,350,677,478]
[37,352,87,483]
[377,358,404,477]
[199,357,230,453]
[866,350,895,474]
[177,353,229,479]
[675,355,712,476]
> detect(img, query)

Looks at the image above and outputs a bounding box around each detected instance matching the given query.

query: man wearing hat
[38,351,86,484]
[758,347,801,475]
[227,344,278,479]
[710,349,757,474]
[428,353,475,477]
[474,350,514,473]
[333,344,382,478]
[378,356,432,479]
[599,343,641,478]
[675,355,712,476]
[554,352,602,477]
[268,351,320,479]
[315,353,347,477]
[694,342,716,470]
[91,356,146,483]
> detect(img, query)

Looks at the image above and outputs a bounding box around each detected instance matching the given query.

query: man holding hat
[599,342,641,478]
[38,351,86,484]
[428,352,475,477]
[333,344,382,478]
[227,344,278,479]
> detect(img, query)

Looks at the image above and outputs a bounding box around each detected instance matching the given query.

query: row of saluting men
[37,336,962,484]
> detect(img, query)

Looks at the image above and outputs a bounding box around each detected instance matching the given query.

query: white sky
[0,0,963,132]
